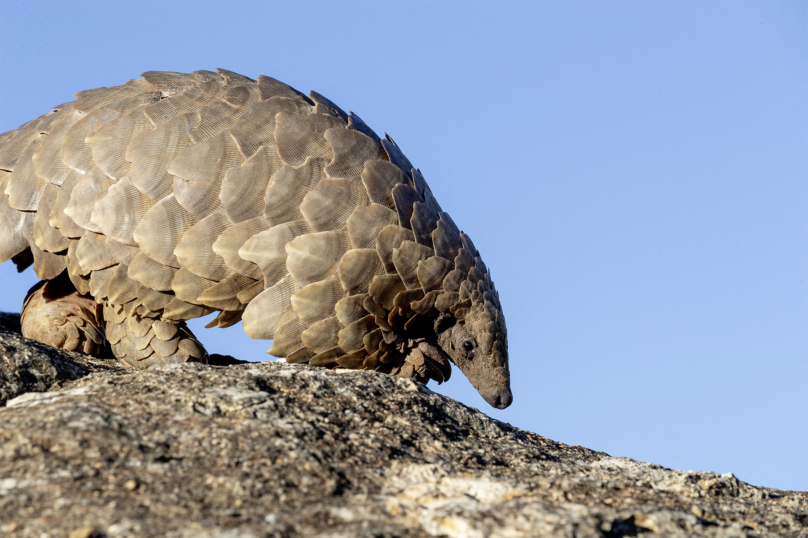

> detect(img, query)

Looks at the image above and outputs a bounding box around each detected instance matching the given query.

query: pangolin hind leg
[20,273,105,355]
[103,304,208,369]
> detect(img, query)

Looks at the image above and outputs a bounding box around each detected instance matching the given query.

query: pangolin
[0,68,512,409]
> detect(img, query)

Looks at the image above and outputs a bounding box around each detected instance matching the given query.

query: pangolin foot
[20,273,105,355]
[104,304,208,369]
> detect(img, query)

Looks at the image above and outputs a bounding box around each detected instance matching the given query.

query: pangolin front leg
[103,304,208,369]
[20,273,105,355]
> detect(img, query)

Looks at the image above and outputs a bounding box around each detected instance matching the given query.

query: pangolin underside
[0,68,512,408]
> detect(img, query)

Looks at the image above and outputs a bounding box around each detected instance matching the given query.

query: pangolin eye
[463,341,474,352]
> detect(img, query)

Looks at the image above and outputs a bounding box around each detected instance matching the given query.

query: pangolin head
[434,233,512,409]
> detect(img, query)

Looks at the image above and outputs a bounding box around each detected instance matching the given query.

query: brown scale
[336,278,453,385]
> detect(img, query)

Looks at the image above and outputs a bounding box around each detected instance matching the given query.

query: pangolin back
[0,69,509,401]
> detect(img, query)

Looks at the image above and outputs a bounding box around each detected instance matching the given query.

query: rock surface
[0,313,805,538]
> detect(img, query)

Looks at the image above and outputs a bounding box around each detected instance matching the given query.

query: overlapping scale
[88,265,118,300]
[301,317,342,353]
[86,107,153,180]
[127,112,195,201]
[211,217,267,280]
[239,220,309,287]
[275,112,344,167]
[23,222,66,280]
[106,238,140,266]
[6,134,48,211]
[242,274,299,340]
[346,204,398,250]
[143,80,222,127]
[267,313,307,357]
[190,101,242,144]
[221,145,281,224]
[198,273,258,311]
[0,116,51,171]
[91,175,154,245]
[360,160,408,209]
[32,108,84,186]
[309,347,342,367]
[368,274,407,312]
[300,178,367,232]
[0,171,29,262]
[103,91,163,116]
[432,214,463,261]
[61,108,121,174]
[309,91,348,122]
[33,183,70,253]
[335,295,368,327]
[256,75,310,102]
[162,297,215,321]
[171,268,216,303]
[174,210,233,281]
[169,131,243,218]
[65,239,90,293]
[133,194,199,267]
[237,280,264,305]
[323,128,381,182]
[285,230,349,286]
[392,240,434,290]
[410,202,439,248]
[50,169,85,239]
[220,81,260,105]
[290,278,344,325]
[230,97,311,160]
[141,70,217,96]
[64,167,115,233]
[128,252,177,292]
[337,315,377,352]
[73,79,153,113]
[133,285,173,314]
[76,232,118,273]
[263,157,325,226]
[338,249,384,296]
[0,130,19,164]
[347,113,380,142]
[392,183,421,230]
[416,256,454,292]
[380,137,414,177]
[375,224,414,274]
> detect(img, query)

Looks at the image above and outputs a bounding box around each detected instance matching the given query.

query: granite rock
[0,313,805,537]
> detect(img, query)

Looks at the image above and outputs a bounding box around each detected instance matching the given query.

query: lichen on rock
[0,312,805,537]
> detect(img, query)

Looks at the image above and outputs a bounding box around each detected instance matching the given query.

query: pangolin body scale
[0,69,512,408]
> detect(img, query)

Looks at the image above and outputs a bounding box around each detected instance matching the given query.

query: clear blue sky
[1,1,805,491]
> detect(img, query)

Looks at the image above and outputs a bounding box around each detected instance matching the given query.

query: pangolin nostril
[484,387,513,409]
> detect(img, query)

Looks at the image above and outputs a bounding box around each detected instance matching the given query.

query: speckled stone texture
[0,313,805,538]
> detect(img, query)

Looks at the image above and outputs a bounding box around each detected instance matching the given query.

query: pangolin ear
[434,312,455,334]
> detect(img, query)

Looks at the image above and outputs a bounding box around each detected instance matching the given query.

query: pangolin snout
[484,387,513,409]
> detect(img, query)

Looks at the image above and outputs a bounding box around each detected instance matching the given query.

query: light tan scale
[33,183,71,253]
[0,68,512,409]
